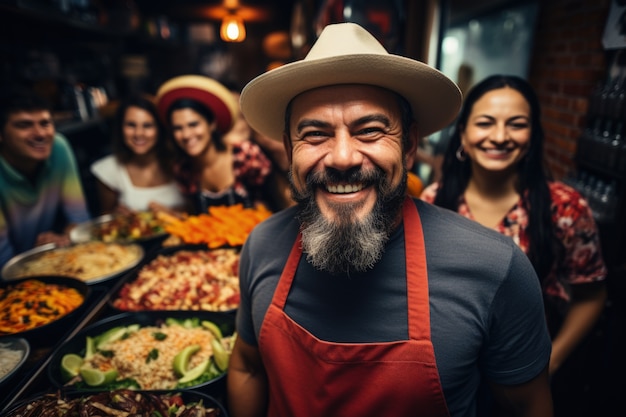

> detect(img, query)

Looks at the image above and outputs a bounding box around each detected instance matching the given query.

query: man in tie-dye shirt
[0,88,90,267]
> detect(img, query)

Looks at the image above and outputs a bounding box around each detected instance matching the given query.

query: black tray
[47,310,235,396]
[0,276,91,344]
[108,244,240,314]
[1,388,228,417]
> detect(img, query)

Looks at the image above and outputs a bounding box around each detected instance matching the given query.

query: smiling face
[170,108,217,157]
[122,106,159,156]
[287,84,415,225]
[461,87,531,174]
[0,110,55,174]
[284,84,417,274]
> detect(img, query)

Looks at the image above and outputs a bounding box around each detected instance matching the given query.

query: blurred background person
[420,74,608,416]
[0,87,90,265]
[223,83,293,210]
[155,75,276,214]
[90,95,185,215]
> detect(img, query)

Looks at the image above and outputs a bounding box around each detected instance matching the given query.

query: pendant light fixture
[220,0,246,42]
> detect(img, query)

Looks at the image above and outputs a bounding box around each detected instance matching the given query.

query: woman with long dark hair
[90,95,184,214]
[421,75,607,387]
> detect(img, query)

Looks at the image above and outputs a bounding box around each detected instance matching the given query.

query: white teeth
[484,148,509,154]
[326,184,363,193]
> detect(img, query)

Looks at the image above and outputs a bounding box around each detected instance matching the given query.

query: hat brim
[240,54,462,141]
[156,75,238,134]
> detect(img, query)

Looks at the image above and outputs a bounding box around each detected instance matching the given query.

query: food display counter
[0,205,271,415]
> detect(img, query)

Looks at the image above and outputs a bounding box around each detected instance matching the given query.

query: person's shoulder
[52,132,71,151]
[548,180,584,200]
[414,198,515,246]
[548,181,591,209]
[50,133,79,164]
[90,154,117,170]
[548,181,594,219]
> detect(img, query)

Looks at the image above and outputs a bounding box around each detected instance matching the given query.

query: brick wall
[527,0,611,179]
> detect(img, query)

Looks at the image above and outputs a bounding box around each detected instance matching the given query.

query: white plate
[69,213,168,244]
[69,214,115,243]
[0,337,30,386]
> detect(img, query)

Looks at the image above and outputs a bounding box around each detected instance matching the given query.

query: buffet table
[0,206,269,415]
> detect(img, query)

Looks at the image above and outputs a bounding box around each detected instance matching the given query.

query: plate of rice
[47,311,235,395]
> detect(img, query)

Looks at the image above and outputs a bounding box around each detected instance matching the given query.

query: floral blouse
[420,181,607,304]
[174,141,273,212]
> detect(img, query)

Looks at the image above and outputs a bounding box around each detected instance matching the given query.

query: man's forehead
[8,110,52,122]
[291,85,401,116]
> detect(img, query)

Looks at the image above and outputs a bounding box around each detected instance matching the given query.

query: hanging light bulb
[221,12,246,42]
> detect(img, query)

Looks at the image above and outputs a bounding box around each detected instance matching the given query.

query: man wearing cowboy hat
[227,23,552,417]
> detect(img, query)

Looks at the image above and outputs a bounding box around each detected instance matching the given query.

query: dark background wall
[528,0,611,180]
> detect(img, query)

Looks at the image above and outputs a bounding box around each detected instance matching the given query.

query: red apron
[258,198,450,416]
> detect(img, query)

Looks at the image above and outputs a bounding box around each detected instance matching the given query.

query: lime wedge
[85,336,96,359]
[96,326,128,349]
[211,338,230,371]
[80,367,118,387]
[61,353,84,380]
[178,359,209,383]
[173,345,200,376]
[201,320,223,340]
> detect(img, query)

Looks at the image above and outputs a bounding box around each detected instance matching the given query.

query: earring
[455,145,467,162]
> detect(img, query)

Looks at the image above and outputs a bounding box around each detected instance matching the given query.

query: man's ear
[405,123,419,169]
[282,133,293,165]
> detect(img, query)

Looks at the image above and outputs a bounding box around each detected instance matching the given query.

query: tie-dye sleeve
[0,208,15,267]
[55,134,91,225]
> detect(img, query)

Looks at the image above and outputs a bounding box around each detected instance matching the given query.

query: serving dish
[1,242,144,285]
[0,388,227,417]
[47,310,235,395]
[70,212,169,247]
[109,244,240,313]
[0,276,90,343]
[0,337,30,387]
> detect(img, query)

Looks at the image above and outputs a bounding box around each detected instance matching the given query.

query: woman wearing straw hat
[155,75,274,214]
[227,23,553,417]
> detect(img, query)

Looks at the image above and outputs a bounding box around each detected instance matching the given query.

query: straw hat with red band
[240,22,462,142]
[155,75,238,134]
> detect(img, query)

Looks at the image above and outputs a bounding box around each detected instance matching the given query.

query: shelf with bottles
[576,76,626,179]
[563,169,622,225]
[0,0,136,38]
[564,166,626,268]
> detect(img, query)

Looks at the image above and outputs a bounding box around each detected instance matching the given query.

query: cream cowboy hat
[155,75,238,134]
[240,22,462,141]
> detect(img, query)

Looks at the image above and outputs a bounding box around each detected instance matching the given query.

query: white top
[90,155,185,211]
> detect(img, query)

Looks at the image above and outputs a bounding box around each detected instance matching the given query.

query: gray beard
[291,167,407,276]
[300,203,389,275]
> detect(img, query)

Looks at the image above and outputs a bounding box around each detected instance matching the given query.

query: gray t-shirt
[236,198,551,417]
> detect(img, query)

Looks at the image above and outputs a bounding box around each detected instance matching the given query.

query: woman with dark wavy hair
[421,75,607,387]
[91,95,184,214]
[155,75,275,214]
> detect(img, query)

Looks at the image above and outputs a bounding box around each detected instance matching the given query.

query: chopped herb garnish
[146,348,159,363]
[152,332,167,341]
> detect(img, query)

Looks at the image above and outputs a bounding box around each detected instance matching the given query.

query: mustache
[305,167,384,188]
